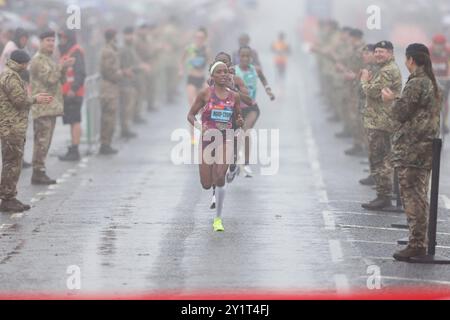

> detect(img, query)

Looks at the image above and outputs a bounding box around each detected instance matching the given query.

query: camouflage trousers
[145,72,156,111]
[367,129,393,197]
[0,135,25,200]
[33,116,56,171]
[120,86,138,133]
[164,66,178,102]
[100,95,118,146]
[397,166,431,249]
[353,114,367,149]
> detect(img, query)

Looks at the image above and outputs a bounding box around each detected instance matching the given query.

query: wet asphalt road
[1,51,450,296]
[1,2,450,297]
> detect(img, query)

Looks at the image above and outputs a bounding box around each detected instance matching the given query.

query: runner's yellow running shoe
[213,218,224,232]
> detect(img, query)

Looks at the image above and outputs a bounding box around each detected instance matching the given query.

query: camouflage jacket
[30,50,65,119]
[100,42,121,99]
[391,67,441,169]
[358,64,379,113]
[119,44,140,87]
[362,58,403,132]
[0,59,35,137]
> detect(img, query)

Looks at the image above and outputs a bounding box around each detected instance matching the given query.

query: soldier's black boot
[31,170,57,185]
[121,130,137,139]
[22,160,32,169]
[359,175,376,186]
[59,145,81,162]
[361,196,392,211]
[335,130,352,139]
[99,144,118,155]
[0,198,31,213]
[393,246,427,262]
[327,114,340,123]
[345,145,365,156]
[134,116,147,125]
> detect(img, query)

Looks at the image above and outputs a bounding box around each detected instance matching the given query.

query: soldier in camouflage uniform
[361,41,403,210]
[160,16,181,104]
[119,27,140,139]
[0,50,52,212]
[99,29,122,155]
[383,43,441,261]
[358,44,379,186]
[30,30,74,185]
[134,24,152,122]
[341,29,367,156]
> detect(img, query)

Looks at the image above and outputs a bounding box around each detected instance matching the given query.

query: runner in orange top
[271,32,291,80]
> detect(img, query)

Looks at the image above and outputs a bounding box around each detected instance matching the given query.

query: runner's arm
[187,88,207,129]
[256,66,275,101]
[233,93,244,128]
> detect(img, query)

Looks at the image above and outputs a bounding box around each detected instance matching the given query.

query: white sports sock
[216,185,226,219]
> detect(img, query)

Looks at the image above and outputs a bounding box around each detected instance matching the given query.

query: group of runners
[185,28,289,232]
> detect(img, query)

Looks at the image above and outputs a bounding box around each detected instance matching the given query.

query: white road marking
[329,240,344,263]
[346,239,450,250]
[10,213,24,220]
[334,274,350,294]
[440,195,450,210]
[318,190,329,203]
[81,158,89,163]
[78,163,87,168]
[48,185,59,190]
[56,179,66,184]
[322,211,336,230]
[67,169,77,174]
[44,191,55,196]
[30,198,40,203]
[338,224,450,236]
[0,223,14,230]
[62,173,71,179]
[333,211,447,223]
[360,276,450,286]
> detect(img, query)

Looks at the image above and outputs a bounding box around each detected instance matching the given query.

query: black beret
[104,28,117,41]
[39,29,56,40]
[363,44,375,52]
[350,29,364,39]
[10,50,31,64]
[374,41,394,50]
[406,43,430,56]
[342,26,353,33]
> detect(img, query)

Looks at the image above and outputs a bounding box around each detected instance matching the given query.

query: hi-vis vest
[61,44,85,97]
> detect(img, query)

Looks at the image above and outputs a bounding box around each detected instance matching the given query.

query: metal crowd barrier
[81,73,101,154]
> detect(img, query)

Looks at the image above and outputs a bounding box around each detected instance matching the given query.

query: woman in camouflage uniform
[382,43,441,261]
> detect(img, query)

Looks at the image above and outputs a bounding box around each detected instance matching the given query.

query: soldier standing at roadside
[0,50,52,212]
[99,29,122,155]
[361,41,403,211]
[30,30,74,185]
[382,44,441,261]
[119,26,139,139]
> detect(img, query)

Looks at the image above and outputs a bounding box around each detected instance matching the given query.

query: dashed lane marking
[329,240,344,263]
[334,274,350,294]
[359,276,450,286]
[322,211,336,231]
[346,239,450,250]
[338,224,450,236]
[440,195,450,210]
[0,223,14,230]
